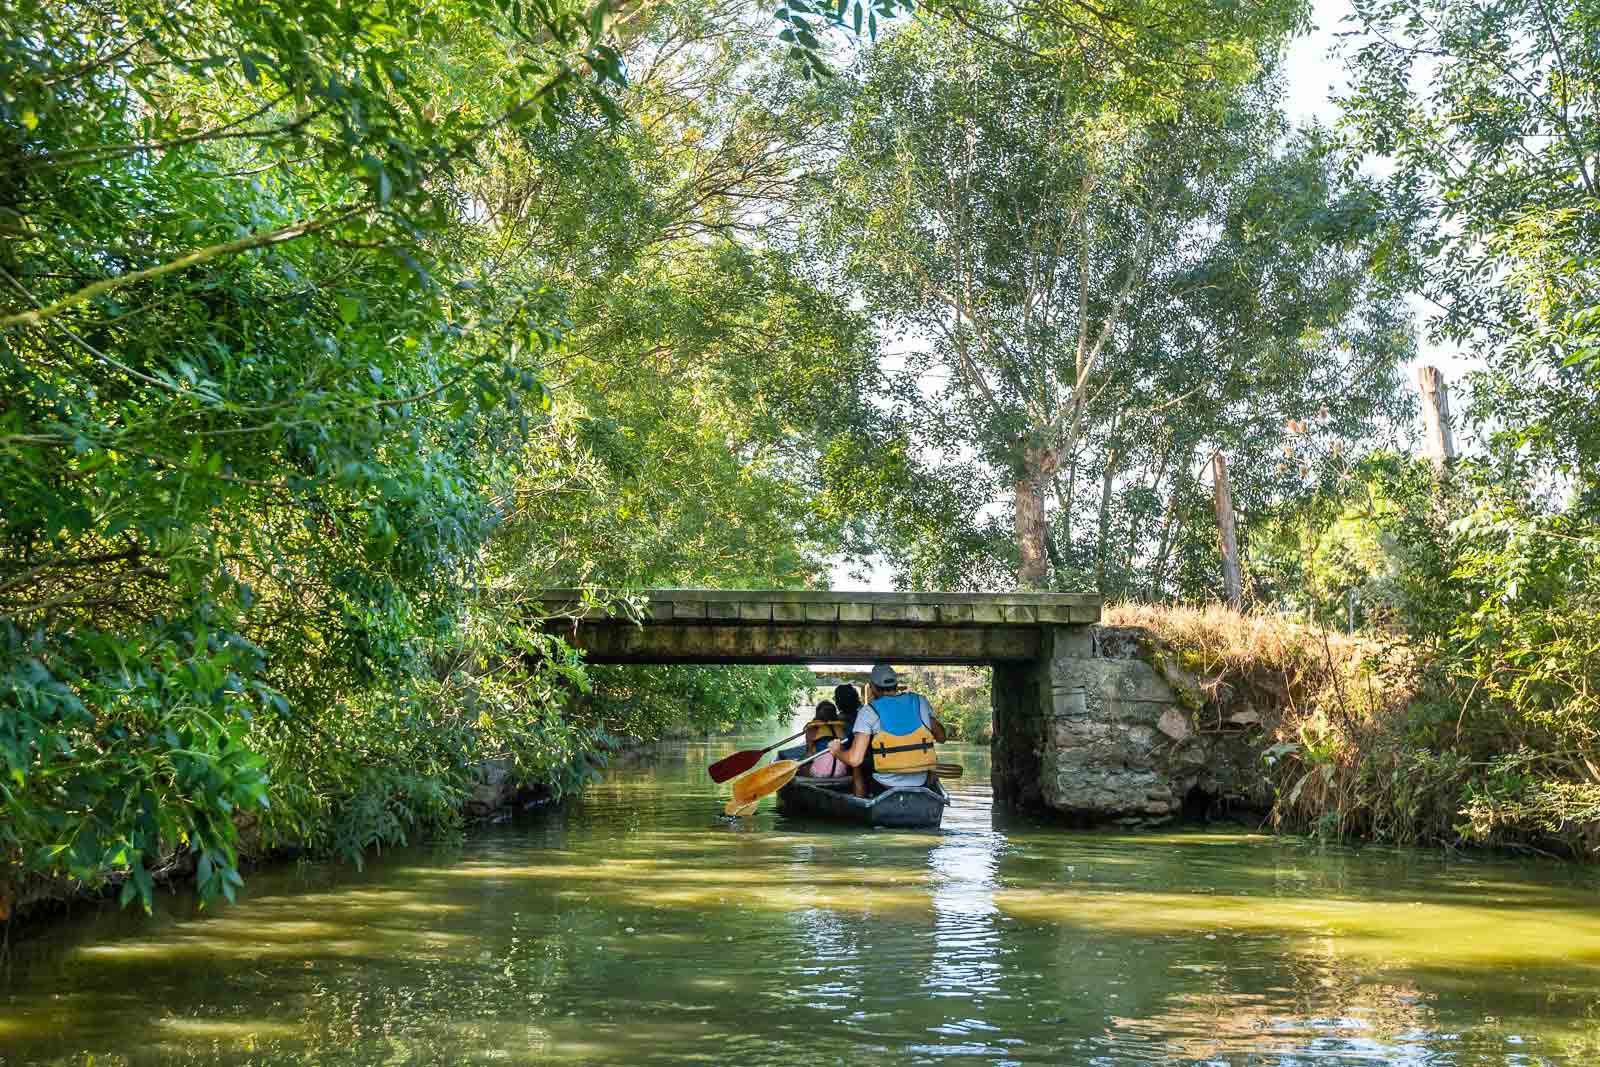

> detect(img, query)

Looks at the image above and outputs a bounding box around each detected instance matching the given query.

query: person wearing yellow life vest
[826,663,946,794]
[804,699,850,777]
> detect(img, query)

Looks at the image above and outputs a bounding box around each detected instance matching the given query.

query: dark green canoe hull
[775,776,948,829]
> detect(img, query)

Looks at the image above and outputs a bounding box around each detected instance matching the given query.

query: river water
[5,736,1600,1065]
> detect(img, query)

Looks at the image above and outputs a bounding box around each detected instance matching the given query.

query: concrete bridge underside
[537,589,1102,666]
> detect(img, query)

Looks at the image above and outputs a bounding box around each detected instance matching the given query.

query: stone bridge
[539,589,1265,825]
[541,589,1101,665]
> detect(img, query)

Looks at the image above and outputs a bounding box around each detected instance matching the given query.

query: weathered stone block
[732,625,762,656]
[1156,708,1190,741]
[1049,624,1095,658]
[1052,657,1176,708]
[739,601,772,621]
[969,603,1004,623]
[937,603,974,624]
[771,602,805,623]
[804,601,838,623]
[668,598,707,620]
[466,759,516,816]
[1051,684,1088,719]
[838,602,872,623]
[1094,626,1146,659]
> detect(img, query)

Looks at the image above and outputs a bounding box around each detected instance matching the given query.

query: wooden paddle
[724,798,759,817]
[730,748,830,805]
[707,729,807,783]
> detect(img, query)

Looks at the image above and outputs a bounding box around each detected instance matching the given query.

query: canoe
[775,774,950,829]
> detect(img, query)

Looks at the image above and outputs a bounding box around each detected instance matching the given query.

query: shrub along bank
[0,656,806,926]
[1109,601,1600,858]
[896,667,993,744]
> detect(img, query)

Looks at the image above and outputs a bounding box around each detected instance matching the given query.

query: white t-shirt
[854,693,936,789]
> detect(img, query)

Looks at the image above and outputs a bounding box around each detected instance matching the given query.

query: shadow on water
[4,735,1600,1065]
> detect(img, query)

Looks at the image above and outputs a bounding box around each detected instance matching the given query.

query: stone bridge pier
[991,625,1264,824]
[541,589,1260,824]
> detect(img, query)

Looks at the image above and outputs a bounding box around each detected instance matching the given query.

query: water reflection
[3,736,1600,1065]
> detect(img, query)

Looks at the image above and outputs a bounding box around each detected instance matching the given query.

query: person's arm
[922,695,947,743]
[827,731,871,768]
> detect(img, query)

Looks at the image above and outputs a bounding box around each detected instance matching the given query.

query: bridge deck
[537,589,1101,666]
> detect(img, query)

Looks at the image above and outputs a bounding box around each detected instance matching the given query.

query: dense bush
[0,0,851,918]
[1172,454,1600,854]
[897,667,993,744]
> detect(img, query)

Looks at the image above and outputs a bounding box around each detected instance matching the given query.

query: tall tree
[0,0,867,912]
[814,20,1412,594]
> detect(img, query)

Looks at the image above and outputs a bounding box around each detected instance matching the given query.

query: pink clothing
[809,751,848,778]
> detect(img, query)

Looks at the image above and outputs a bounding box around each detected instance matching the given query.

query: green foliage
[897,667,991,743]
[0,0,846,916]
[586,665,807,740]
[1,618,271,907]
[1342,0,1600,486]
[0,0,630,909]
[811,16,1412,595]
[1281,0,1600,851]
[1246,454,1600,852]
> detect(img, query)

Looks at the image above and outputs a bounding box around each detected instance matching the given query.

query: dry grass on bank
[1104,602,1412,705]
[1105,603,1464,844]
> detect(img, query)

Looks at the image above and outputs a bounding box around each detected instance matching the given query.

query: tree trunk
[1416,365,1457,468]
[1094,446,1119,594]
[1126,440,1172,592]
[1151,446,1191,598]
[1015,444,1059,590]
[1015,475,1050,590]
[1212,450,1242,609]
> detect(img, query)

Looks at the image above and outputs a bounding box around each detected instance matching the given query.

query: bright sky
[828,2,1473,593]
[1283,0,1351,127]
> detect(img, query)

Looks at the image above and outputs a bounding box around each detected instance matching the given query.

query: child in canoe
[805,700,850,778]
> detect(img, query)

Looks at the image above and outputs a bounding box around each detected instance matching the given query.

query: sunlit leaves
[0,0,622,911]
[1340,0,1600,482]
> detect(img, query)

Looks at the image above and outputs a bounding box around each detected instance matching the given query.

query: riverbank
[0,721,788,937]
[0,759,555,938]
[1108,603,1600,858]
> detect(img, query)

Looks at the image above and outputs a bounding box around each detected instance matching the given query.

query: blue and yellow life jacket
[809,719,848,754]
[867,693,936,773]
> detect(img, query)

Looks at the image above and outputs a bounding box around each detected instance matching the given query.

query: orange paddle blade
[731,759,800,805]
[724,798,759,817]
[707,749,762,784]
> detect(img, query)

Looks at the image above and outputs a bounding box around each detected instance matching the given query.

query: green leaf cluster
[1,0,857,914]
